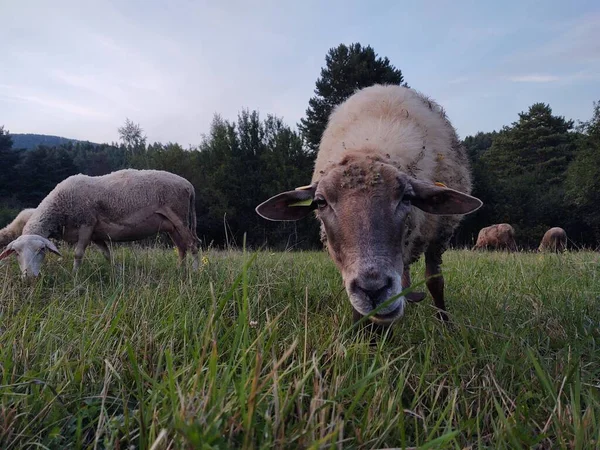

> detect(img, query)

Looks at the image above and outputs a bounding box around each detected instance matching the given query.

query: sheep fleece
[0,208,35,248]
[313,84,473,264]
[22,169,196,240]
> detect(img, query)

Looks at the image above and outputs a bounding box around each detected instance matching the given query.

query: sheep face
[256,156,482,324]
[0,235,61,278]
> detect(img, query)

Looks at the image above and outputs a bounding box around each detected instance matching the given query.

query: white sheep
[0,169,199,277]
[257,84,482,324]
[0,208,36,248]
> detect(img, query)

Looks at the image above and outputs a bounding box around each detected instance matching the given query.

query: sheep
[256,84,482,324]
[539,227,567,252]
[0,169,199,277]
[0,208,35,248]
[472,224,517,251]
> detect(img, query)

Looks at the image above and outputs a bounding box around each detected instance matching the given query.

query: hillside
[10,133,98,150]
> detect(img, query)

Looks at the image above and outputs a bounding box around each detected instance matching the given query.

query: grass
[0,245,599,449]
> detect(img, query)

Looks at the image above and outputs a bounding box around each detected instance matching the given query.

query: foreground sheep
[0,208,35,248]
[472,224,517,251]
[0,169,199,277]
[539,227,567,252]
[256,85,482,324]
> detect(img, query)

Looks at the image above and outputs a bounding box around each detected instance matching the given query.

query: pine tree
[483,103,575,182]
[298,43,405,152]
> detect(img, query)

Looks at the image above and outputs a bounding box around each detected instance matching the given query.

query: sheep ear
[0,243,16,260]
[409,179,482,215]
[256,184,317,221]
[41,238,62,257]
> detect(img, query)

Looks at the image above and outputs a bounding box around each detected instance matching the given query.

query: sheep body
[472,224,517,251]
[3,169,199,276]
[539,227,566,252]
[0,208,35,248]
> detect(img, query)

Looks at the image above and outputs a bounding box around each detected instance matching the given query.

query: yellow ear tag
[434,182,447,188]
[289,198,313,207]
[295,184,313,191]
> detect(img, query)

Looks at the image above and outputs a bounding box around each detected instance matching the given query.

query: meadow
[0,247,599,449]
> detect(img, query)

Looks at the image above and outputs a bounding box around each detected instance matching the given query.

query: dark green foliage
[0,127,24,204]
[298,43,405,152]
[15,146,79,205]
[565,101,600,246]
[460,103,583,247]
[463,131,497,163]
[482,103,575,182]
[190,111,318,248]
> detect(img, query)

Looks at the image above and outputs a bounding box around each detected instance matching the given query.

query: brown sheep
[256,85,482,324]
[472,224,517,251]
[538,227,567,252]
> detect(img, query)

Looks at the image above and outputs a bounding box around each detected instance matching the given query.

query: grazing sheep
[539,227,567,252]
[0,169,199,277]
[256,84,482,324]
[0,208,35,248]
[472,224,517,251]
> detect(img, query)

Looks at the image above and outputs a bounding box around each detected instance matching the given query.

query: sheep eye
[314,196,328,209]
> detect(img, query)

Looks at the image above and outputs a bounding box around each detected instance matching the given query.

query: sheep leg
[93,240,111,261]
[402,266,426,303]
[425,248,449,322]
[168,231,187,265]
[73,226,94,271]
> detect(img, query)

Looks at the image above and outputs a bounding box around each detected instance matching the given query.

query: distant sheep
[256,84,482,324]
[539,227,567,252]
[0,169,199,277]
[0,208,35,248]
[472,224,517,251]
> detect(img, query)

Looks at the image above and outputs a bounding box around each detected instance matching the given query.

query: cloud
[507,74,560,83]
[506,71,599,84]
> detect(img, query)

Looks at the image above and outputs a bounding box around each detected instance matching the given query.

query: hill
[10,133,99,150]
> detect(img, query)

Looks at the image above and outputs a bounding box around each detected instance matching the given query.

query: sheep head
[256,155,482,324]
[0,235,61,278]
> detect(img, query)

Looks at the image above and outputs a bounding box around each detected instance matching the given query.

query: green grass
[1,246,599,449]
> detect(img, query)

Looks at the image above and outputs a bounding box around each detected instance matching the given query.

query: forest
[1,43,599,250]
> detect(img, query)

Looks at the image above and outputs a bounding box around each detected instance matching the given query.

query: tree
[463,131,497,164]
[565,100,600,245]
[482,103,575,182]
[118,118,146,153]
[298,43,405,152]
[476,103,578,245]
[0,126,23,203]
[15,146,78,205]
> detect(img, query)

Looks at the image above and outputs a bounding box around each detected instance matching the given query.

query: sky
[1,0,599,146]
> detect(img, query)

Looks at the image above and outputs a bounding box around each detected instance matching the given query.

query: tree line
[1,43,599,249]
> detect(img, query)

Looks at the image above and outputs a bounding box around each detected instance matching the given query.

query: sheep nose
[351,276,393,307]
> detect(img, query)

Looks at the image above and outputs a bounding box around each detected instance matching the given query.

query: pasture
[0,247,599,449]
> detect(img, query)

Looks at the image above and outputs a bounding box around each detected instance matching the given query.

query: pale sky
[1,0,598,146]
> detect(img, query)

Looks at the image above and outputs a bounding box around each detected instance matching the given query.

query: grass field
[0,246,599,449]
